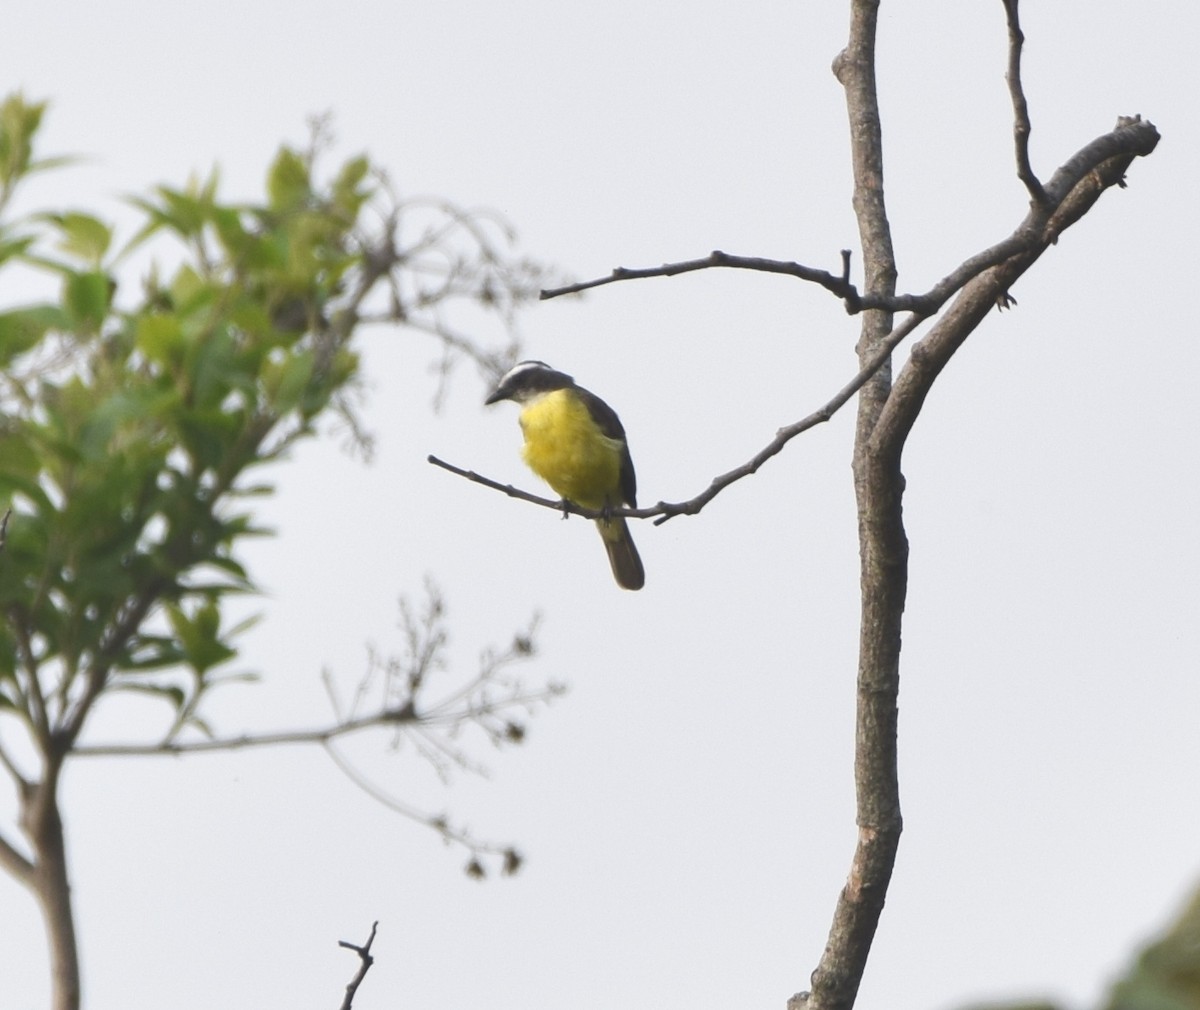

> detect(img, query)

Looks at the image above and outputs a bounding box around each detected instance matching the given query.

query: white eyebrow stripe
[501,362,538,382]
[497,360,553,385]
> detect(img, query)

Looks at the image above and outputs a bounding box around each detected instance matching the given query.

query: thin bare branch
[337,921,378,1010]
[540,250,863,310]
[427,454,580,513]
[538,101,1151,348]
[1002,0,1047,203]
[431,311,923,526]
[70,708,418,757]
[324,743,523,877]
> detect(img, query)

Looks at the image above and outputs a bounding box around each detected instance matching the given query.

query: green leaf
[143,184,209,239]
[166,599,238,675]
[224,613,262,638]
[109,680,187,711]
[76,389,153,460]
[203,553,253,583]
[261,348,315,413]
[40,211,113,265]
[0,229,35,266]
[211,205,252,257]
[331,155,372,218]
[63,270,111,330]
[135,313,184,366]
[167,263,209,311]
[0,93,47,189]
[266,147,311,212]
[0,431,39,481]
[25,154,79,177]
[0,304,67,365]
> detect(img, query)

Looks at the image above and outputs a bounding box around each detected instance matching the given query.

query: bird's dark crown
[485,360,575,403]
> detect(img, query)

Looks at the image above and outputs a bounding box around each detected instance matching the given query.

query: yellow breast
[519,389,625,509]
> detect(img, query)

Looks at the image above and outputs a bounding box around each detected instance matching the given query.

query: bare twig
[539,54,1154,335]
[337,921,378,1010]
[72,654,558,760]
[1002,0,1047,203]
[427,455,583,514]
[537,120,1148,324]
[318,587,548,876]
[540,249,864,310]
[430,311,923,526]
[324,744,524,878]
[70,708,419,757]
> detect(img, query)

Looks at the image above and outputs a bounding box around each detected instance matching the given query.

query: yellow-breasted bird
[485,360,645,591]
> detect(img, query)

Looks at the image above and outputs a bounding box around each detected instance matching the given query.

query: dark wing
[576,385,638,508]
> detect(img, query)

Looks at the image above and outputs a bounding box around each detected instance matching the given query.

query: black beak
[484,383,508,405]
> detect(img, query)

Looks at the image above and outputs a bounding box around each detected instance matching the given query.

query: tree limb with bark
[435,3,1159,1007]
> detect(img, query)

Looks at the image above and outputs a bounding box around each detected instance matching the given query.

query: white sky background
[2,2,1197,1009]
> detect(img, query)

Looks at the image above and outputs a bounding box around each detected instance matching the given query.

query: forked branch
[539,108,1154,327]
[433,4,1159,1005]
[794,3,1158,1010]
[337,921,378,1010]
[439,109,1155,534]
[69,587,556,876]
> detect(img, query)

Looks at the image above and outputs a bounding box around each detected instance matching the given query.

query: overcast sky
[2,2,1197,1009]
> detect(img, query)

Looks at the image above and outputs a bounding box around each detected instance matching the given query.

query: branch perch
[431,310,922,525]
[469,113,1157,547]
[436,5,1158,1006]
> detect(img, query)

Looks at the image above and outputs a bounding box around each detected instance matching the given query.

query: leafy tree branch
[0,94,556,1010]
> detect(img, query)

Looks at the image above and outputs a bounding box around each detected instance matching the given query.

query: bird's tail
[596,517,645,591]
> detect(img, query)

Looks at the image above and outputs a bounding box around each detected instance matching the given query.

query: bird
[485,360,645,591]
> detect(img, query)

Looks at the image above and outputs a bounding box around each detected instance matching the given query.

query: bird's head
[484,360,576,405]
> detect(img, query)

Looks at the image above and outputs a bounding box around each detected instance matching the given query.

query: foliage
[0,93,548,749]
[952,881,1200,1010]
[1102,884,1200,1010]
[0,95,367,739]
[0,93,554,1010]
